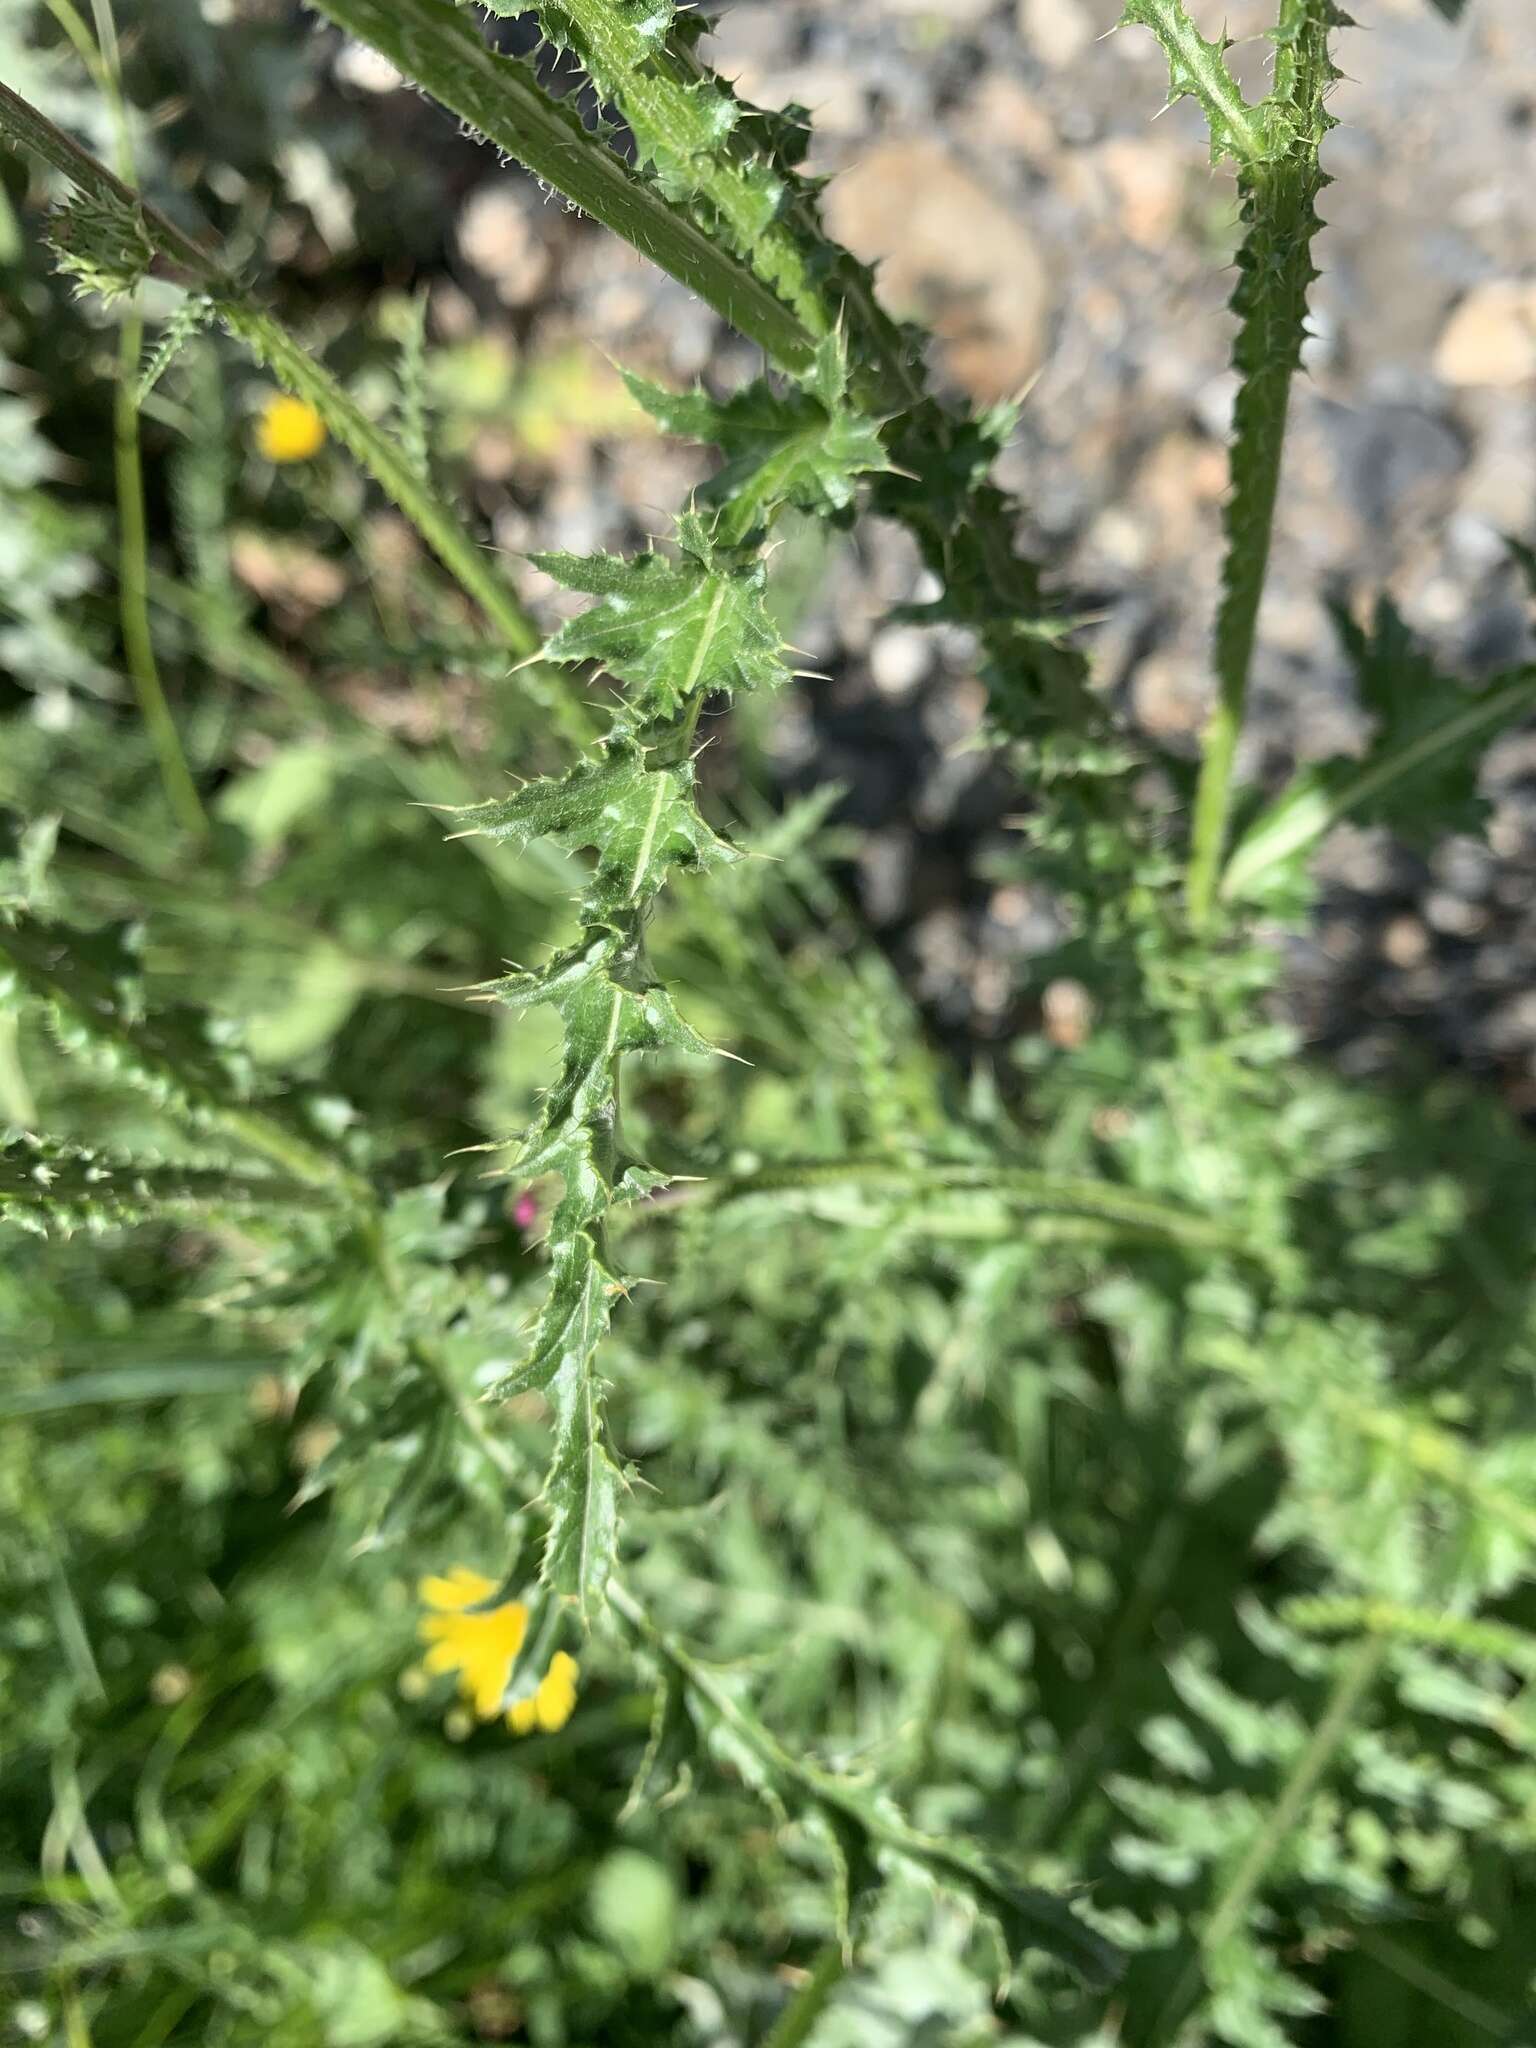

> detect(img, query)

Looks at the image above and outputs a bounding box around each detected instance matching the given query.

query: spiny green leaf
[1117,0,1266,165]
[1333,598,1501,841]
[623,336,891,542]
[453,731,739,908]
[611,1582,1121,1989]
[137,294,219,405]
[0,1131,325,1238]
[0,910,361,1195]
[479,0,676,46]
[47,185,156,301]
[532,520,790,715]
[499,1234,616,1404]
[543,1354,622,1613]
[1224,615,1536,903]
[487,928,713,1147]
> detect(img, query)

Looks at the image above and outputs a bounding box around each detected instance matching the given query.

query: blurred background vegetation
[6,1,1536,2044]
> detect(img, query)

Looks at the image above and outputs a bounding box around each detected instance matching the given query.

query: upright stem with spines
[1128,0,1341,925]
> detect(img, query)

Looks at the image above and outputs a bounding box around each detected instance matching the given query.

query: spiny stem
[1180,0,1338,926]
[303,0,817,373]
[323,0,1100,737]
[526,0,839,342]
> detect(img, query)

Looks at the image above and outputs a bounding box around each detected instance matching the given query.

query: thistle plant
[4,0,1536,2041]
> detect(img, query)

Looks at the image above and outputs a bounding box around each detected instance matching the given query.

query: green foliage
[0,1130,325,1235]
[1225,603,1536,903]
[624,341,892,542]
[531,516,791,714]
[0,384,111,695]
[0,0,1534,2042]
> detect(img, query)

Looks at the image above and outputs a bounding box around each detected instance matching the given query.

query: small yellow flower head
[508,1651,580,1737]
[418,1568,529,1721]
[256,392,327,465]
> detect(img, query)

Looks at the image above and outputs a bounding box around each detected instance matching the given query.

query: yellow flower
[418,1568,529,1721]
[256,392,327,464]
[507,1651,580,1737]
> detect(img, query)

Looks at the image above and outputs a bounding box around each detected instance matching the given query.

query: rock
[1134,431,1230,555]
[1085,505,1151,573]
[1423,889,1487,938]
[1096,136,1190,251]
[964,75,1057,162]
[720,59,868,138]
[333,40,403,93]
[1042,978,1094,1050]
[859,829,915,926]
[229,532,347,612]
[1017,0,1093,68]
[869,625,935,697]
[1327,400,1467,534]
[457,185,552,306]
[1434,280,1536,387]
[877,0,996,21]
[1131,652,1208,741]
[1381,915,1430,968]
[822,139,1051,401]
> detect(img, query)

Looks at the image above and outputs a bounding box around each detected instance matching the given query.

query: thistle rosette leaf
[531,515,791,717]
[624,335,892,541]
